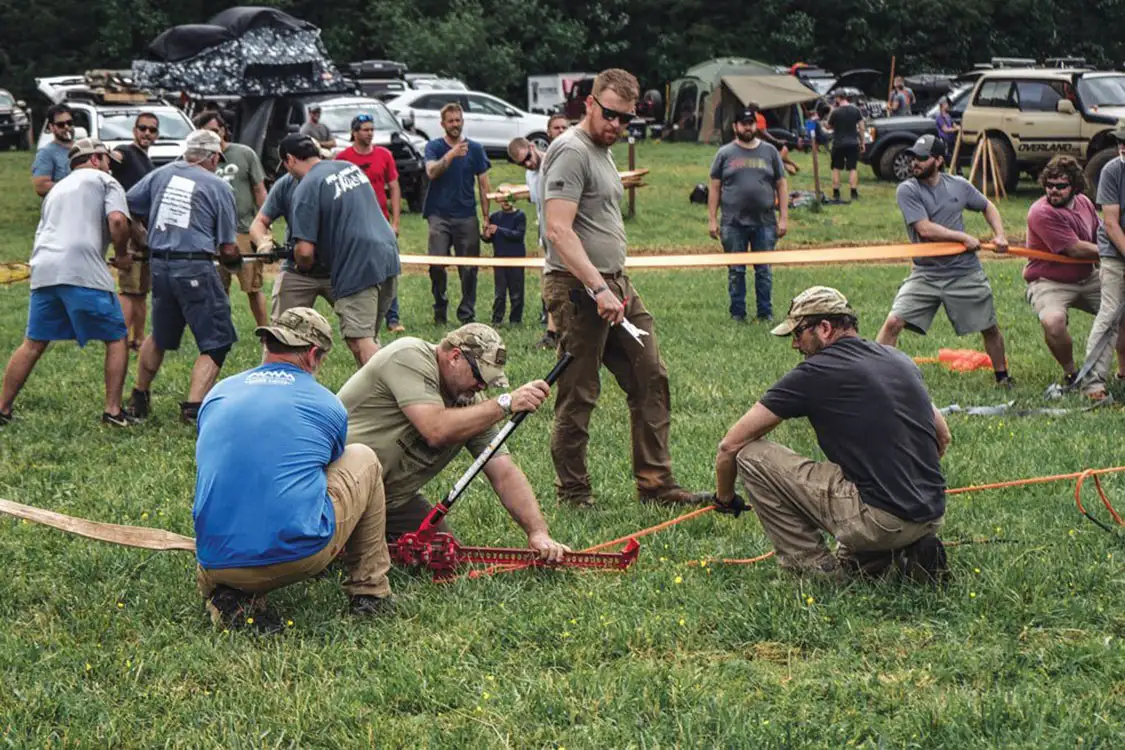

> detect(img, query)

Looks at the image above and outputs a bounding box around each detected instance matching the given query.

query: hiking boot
[179,401,201,426]
[639,487,712,507]
[839,549,896,579]
[0,410,11,427]
[127,389,150,419]
[557,491,596,509]
[995,375,1016,390]
[101,410,140,427]
[206,585,282,633]
[536,331,559,350]
[896,534,950,586]
[387,321,406,333]
[349,594,396,617]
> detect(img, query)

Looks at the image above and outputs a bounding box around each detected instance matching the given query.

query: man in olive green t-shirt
[541,67,708,509]
[196,111,269,327]
[337,323,570,561]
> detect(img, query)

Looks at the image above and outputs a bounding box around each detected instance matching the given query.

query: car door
[464,94,518,149]
[964,78,1014,148]
[1010,79,1081,159]
[408,93,463,142]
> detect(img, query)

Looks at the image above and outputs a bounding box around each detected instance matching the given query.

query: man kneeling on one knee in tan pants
[712,286,953,583]
[193,307,394,631]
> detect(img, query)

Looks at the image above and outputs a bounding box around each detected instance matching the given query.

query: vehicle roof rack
[1044,57,1088,68]
[990,57,1038,68]
[346,60,408,80]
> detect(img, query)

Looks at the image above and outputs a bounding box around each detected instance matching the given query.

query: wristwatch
[586,283,609,297]
[497,393,513,416]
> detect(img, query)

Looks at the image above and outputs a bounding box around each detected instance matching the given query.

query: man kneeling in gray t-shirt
[875,135,1014,387]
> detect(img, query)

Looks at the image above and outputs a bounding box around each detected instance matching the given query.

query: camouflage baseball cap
[255,307,334,352]
[771,286,856,336]
[68,137,110,164]
[443,323,509,388]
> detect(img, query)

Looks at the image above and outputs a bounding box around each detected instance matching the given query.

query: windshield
[1078,75,1125,107]
[319,102,400,133]
[0,92,13,107]
[97,110,192,140]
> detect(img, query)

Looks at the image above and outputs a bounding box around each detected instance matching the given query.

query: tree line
[2,0,1122,110]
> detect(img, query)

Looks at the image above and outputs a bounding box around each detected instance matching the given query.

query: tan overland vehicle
[959,68,1125,194]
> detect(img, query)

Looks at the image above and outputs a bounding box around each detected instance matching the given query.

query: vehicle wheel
[983,136,1018,193]
[1085,147,1116,198]
[407,177,429,214]
[869,155,884,181]
[16,133,30,151]
[879,144,913,182]
[527,132,549,152]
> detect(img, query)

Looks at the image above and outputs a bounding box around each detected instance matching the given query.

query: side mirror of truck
[400,111,415,130]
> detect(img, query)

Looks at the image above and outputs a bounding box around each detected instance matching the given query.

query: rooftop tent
[132,7,350,97]
[665,57,786,142]
[697,75,819,144]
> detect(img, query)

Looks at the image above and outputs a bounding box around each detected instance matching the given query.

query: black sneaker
[896,534,950,586]
[101,410,140,427]
[349,594,396,617]
[127,389,150,419]
[536,331,559,350]
[206,585,283,633]
[850,189,860,201]
[0,410,11,426]
[179,401,201,425]
[996,375,1016,390]
[1064,372,1079,388]
[839,549,895,578]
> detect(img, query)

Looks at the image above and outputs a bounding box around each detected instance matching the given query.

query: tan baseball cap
[443,323,509,388]
[185,128,224,154]
[68,137,111,164]
[771,286,856,336]
[255,307,334,352]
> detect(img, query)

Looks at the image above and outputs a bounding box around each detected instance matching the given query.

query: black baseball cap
[278,133,321,161]
[906,134,947,160]
[735,107,759,124]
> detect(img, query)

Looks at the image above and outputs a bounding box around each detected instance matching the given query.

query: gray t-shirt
[215,143,265,233]
[300,121,331,143]
[896,174,988,277]
[1096,157,1125,260]
[709,141,785,228]
[126,161,237,254]
[29,168,128,292]
[541,127,627,274]
[289,160,401,299]
[31,141,72,183]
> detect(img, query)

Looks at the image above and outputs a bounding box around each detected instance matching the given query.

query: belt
[148,250,215,262]
[545,269,626,280]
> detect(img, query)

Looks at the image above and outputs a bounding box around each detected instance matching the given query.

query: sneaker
[387,322,406,333]
[349,594,396,617]
[179,401,201,425]
[1064,372,1079,388]
[896,534,950,586]
[206,585,282,633]
[536,331,559,350]
[127,389,150,419]
[101,410,140,427]
[639,487,712,507]
[557,492,596,509]
[0,410,11,426]
[850,189,860,201]
[995,375,1016,389]
[731,315,748,324]
[839,549,895,579]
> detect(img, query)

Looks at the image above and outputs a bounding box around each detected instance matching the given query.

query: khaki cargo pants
[197,444,392,599]
[736,440,942,572]
[543,270,676,502]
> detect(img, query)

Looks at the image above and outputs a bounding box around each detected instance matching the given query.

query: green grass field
[1,145,1123,747]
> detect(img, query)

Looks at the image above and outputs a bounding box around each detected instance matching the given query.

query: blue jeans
[721,224,777,319]
[385,296,400,326]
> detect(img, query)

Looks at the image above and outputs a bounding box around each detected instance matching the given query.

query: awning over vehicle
[720,75,820,110]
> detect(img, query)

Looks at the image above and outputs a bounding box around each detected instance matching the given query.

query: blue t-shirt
[422,138,490,219]
[289,160,401,299]
[483,208,527,257]
[126,161,237,253]
[32,142,71,183]
[193,363,347,569]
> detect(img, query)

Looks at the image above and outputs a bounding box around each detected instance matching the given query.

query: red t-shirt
[1023,194,1099,284]
[336,146,399,219]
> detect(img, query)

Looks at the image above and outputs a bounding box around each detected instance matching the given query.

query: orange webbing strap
[400,244,1083,269]
[1074,470,1125,532]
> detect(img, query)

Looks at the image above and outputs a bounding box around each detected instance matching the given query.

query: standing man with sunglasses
[337,323,570,559]
[424,103,492,325]
[1022,156,1102,389]
[338,113,406,333]
[32,104,76,198]
[111,113,159,352]
[875,135,1014,388]
[541,68,709,508]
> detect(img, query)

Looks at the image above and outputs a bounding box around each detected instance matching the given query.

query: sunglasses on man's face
[592,95,635,125]
[1044,180,1072,191]
[519,150,535,166]
[136,124,159,134]
[462,349,487,387]
[52,119,74,128]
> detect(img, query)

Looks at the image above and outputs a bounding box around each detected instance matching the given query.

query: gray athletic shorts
[890,267,998,336]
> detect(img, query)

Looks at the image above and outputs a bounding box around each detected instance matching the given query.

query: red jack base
[391,532,641,581]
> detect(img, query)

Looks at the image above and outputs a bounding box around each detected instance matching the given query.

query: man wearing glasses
[337,323,570,560]
[110,113,159,352]
[1021,156,1102,389]
[541,68,708,508]
[713,286,952,584]
[337,113,405,333]
[875,135,1014,388]
[31,104,76,197]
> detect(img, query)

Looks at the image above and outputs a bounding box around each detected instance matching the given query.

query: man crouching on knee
[194,307,394,631]
[712,286,953,583]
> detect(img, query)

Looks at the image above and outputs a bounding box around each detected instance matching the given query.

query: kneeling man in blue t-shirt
[193,307,394,631]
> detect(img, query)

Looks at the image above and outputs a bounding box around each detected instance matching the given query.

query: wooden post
[888,55,896,101]
[988,139,1007,200]
[980,137,990,201]
[948,130,963,174]
[627,136,637,218]
[968,138,984,185]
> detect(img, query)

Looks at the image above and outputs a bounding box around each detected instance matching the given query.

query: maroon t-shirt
[336,146,399,220]
[1024,194,1099,283]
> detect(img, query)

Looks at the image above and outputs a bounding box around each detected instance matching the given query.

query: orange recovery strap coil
[399,244,1085,269]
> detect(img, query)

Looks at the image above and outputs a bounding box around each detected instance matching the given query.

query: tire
[1084,147,1116,198]
[982,136,1018,193]
[16,132,30,151]
[406,176,429,214]
[527,131,549,152]
[879,143,913,182]
[869,156,884,181]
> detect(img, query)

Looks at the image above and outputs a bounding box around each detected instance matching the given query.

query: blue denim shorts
[27,285,126,346]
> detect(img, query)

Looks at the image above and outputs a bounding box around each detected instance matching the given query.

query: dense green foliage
[3,0,1124,108]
